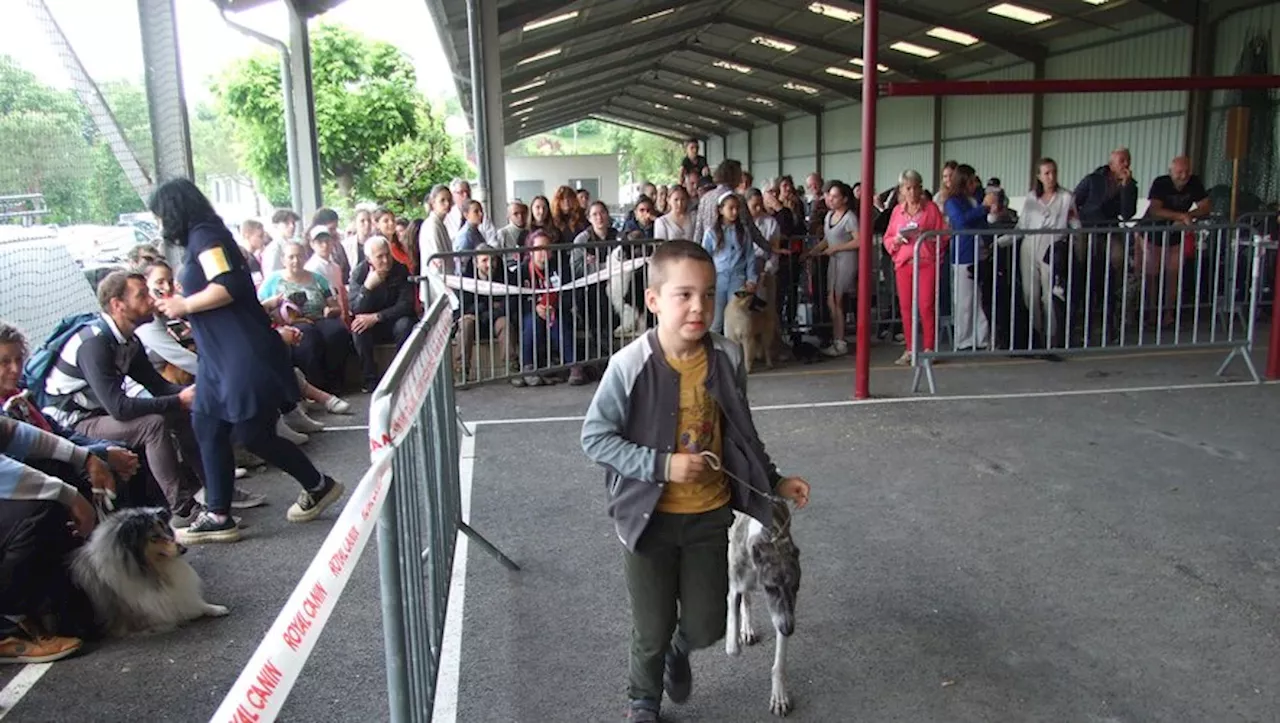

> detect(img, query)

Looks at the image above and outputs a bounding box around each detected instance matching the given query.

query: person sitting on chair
[348,236,417,393]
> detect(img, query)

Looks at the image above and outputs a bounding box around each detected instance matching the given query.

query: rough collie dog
[70,507,228,636]
[726,501,801,716]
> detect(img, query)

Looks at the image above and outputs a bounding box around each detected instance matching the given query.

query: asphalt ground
[2,343,1278,722]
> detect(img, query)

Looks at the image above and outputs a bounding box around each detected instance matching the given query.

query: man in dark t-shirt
[679,139,708,180]
[1141,155,1213,325]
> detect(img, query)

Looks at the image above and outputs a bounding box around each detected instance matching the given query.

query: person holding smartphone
[884,170,948,365]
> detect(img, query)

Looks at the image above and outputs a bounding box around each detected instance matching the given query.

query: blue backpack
[20,312,105,410]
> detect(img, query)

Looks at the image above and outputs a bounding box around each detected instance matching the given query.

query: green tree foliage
[368,104,469,218]
[214,23,425,205]
[0,55,146,225]
[190,102,240,186]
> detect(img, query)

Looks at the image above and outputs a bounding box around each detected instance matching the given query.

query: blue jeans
[712,270,746,334]
[521,310,575,368]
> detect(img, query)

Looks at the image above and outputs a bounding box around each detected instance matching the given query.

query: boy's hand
[667,453,708,484]
[776,477,811,509]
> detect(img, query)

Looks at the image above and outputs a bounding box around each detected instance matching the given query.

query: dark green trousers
[623,504,733,703]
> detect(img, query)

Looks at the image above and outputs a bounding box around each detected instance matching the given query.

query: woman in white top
[653,186,696,241]
[1011,158,1080,345]
[808,181,859,356]
[422,184,453,272]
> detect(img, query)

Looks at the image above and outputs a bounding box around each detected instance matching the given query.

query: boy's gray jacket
[581,331,782,552]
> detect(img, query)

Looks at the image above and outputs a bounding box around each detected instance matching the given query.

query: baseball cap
[307,225,333,241]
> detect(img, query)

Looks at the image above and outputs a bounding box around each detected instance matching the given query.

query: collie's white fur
[70,507,228,636]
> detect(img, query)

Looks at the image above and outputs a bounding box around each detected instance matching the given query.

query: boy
[304,226,350,321]
[581,241,810,722]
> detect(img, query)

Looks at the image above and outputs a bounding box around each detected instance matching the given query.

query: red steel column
[855,0,878,399]
[882,75,1280,97]
[1268,245,1280,380]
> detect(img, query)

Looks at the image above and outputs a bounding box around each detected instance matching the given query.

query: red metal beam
[882,75,1280,97]
[855,0,877,401]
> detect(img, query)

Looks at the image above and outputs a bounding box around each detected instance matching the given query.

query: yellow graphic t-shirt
[656,347,731,514]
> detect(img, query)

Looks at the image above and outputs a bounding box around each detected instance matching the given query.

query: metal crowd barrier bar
[369,273,518,722]
[907,221,1266,394]
[427,233,899,387]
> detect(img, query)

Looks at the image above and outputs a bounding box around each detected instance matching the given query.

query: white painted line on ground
[320,424,370,432]
[0,663,53,720]
[432,422,476,723]
[469,380,1279,427]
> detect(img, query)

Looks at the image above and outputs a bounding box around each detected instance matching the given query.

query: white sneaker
[276,418,309,445]
[324,396,352,415]
[234,467,248,480]
[820,339,848,357]
[284,407,325,433]
[894,350,913,366]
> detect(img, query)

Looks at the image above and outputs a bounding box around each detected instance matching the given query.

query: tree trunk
[336,168,354,199]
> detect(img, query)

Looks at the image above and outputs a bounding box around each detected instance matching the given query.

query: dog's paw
[725,638,741,656]
[740,628,760,646]
[769,688,792,717]
[204,604,230,617]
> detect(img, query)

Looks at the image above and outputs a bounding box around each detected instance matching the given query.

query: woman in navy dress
[148,179,344,544]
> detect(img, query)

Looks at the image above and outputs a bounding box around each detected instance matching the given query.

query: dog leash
[699,451,795,540]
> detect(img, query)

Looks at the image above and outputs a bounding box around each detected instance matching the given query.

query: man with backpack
[32,272,204,522]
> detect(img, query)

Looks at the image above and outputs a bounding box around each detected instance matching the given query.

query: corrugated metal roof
[421,0,1207,142]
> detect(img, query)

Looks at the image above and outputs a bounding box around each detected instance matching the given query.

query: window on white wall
[568,177,600,202]
[513,180,545,202]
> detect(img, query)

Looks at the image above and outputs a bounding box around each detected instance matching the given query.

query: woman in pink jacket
[883,170,948,365]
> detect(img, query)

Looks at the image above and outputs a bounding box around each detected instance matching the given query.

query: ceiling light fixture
[516,48,562,66]
[509,95,539,107]
[850,58,890,72]
[746,96,776,106]
[751,36,798,53]
[808,2,860,23]
[926,27,979,45]
[713,60,753,74]
[890,41,941,58]
[783,81,820,95]
[825,66,862,80]
[632,8,676,24]
[987,3,1053,24]
[510,79,546,94]
[522,11,578,32]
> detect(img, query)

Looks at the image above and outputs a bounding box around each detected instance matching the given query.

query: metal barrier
[369,273,518,721]
[906,222,1269,394]
[429,235,899,387]
[211,273,516,723]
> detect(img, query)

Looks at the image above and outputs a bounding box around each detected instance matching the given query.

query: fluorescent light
[509,95,539,107]
[516,48,562,66]
[713,60,753,74]
[751,36,798,53]
[691,79,718,89]
[825,66,862,80]
[987,3,1052,24]
[632,8,676,24]
[522,10,578,32]
[727,109,746,117]
[890,41,941,58]
[1081,0,1109,4]
[510,79,546,94]
[746,96,776,107]
[783,81,820,95]
[927,27,979,46]
[653,102,670,110]
[850,58,890,72]
[808,2,860,23]
[697,115,722,125]
[673,93,692,101]
[512,107,534,117]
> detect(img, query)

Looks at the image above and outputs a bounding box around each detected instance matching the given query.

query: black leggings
[192,409,324,515]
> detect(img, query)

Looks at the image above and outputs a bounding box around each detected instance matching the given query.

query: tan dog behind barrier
[723,274,779,373]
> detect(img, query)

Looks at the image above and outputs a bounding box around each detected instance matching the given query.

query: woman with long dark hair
[942,164,996,351]
[148,179,344,544]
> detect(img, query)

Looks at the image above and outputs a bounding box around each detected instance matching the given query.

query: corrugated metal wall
[942,64,1034,193]
[1041,20,1190,191]
[705,136,726,168]
[695,6,1275,200]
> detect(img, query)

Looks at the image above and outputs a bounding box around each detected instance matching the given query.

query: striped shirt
[0,415,87,505]
[43,313,184,428]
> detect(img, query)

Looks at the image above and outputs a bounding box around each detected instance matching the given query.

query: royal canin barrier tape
[209,455,392,722]
[211,302,452,722]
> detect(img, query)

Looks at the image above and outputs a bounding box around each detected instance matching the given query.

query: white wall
[504,154,620,206]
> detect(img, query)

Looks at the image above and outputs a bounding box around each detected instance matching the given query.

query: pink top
[883,201,948,269]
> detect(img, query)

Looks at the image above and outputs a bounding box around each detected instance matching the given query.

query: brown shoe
[0,628,82,664]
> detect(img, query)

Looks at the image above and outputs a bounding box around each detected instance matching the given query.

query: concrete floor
[2,345,1278,722]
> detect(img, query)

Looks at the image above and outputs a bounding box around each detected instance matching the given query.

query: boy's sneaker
[0,624,82,664]
[171,498,204,528]
[177,512,241,544]
[510,366,543,388]
[625,700,661,722]
[324,396,353,415]
[196,487,267,510]
[663,646,692,704]
[287,476,345,523]
[820,339,849,357]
